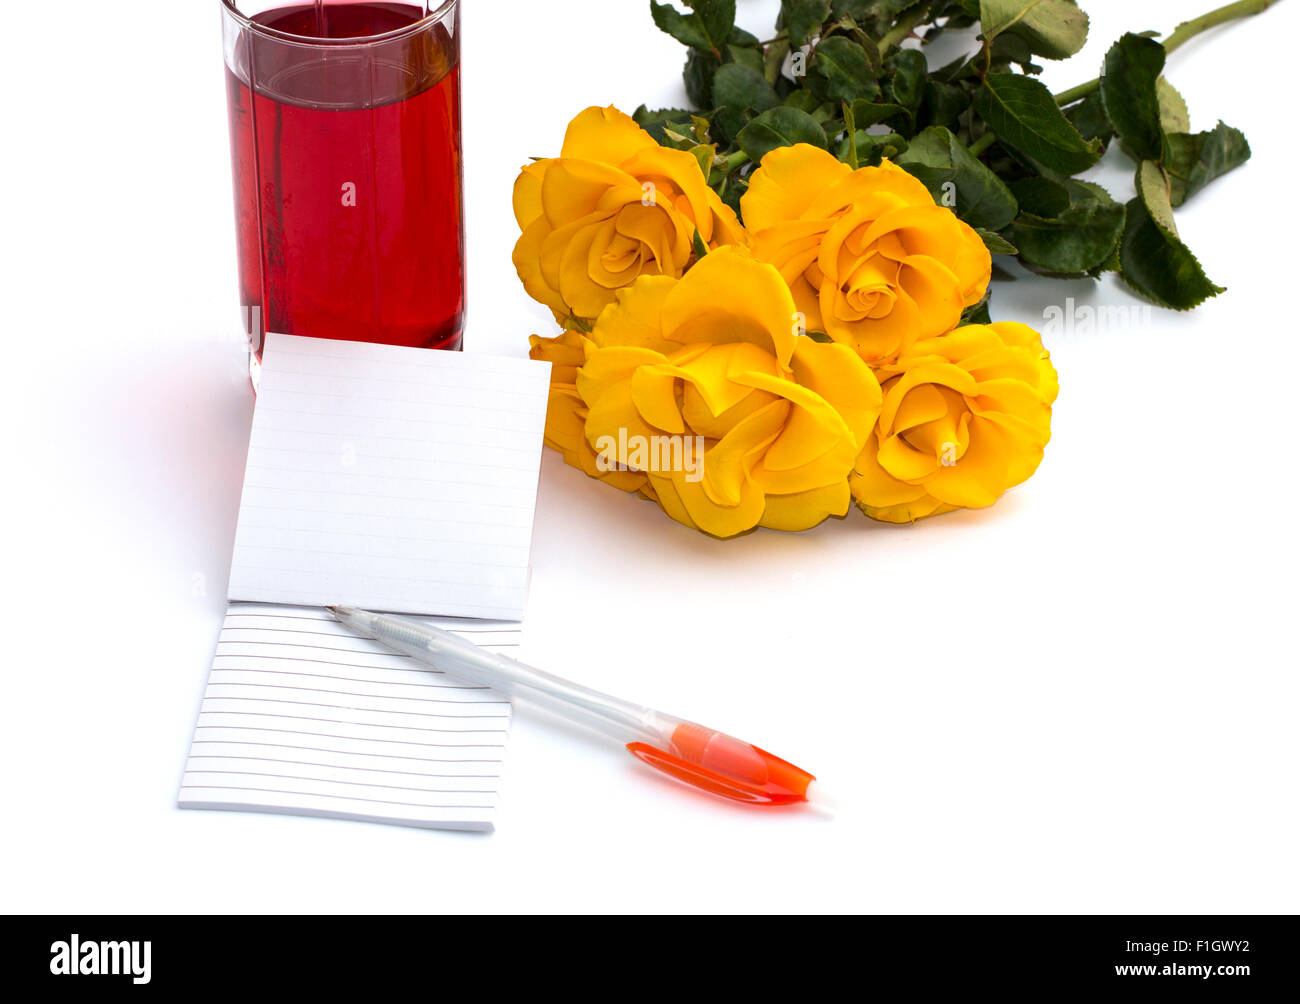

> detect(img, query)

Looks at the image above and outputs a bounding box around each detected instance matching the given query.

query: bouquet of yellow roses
[508,1,1277,537]
[518,106,1057,538]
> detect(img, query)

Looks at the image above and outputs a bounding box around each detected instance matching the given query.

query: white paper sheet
[227,333,551,621]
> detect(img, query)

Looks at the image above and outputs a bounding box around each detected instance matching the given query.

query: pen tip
[804,781,838,817]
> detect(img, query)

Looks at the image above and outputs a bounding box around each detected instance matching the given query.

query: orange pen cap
[626,721,817,806]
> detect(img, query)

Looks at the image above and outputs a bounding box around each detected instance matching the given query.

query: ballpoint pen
[327,606,832,810]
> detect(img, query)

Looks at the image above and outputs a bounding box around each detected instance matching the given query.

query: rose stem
[967,0,1283,158]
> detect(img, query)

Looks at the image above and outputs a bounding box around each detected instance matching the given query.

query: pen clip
[626,741,809,806]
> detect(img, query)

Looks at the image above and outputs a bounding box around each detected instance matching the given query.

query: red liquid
[226,2,464,350]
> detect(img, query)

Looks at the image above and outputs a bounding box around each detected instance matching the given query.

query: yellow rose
[562,247,881,538]
[850,322,1059,524]
[513,106,747,328]
[528,329,647,494]
[743,144,991,363]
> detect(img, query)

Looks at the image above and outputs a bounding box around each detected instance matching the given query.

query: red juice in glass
[221,1,464,354]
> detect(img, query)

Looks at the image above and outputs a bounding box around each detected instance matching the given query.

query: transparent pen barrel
[370,617,673,744]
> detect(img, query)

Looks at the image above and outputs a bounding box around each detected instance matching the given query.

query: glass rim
[221,0,458,47]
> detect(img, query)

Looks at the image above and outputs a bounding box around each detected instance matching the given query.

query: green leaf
[987,32,1039,74]
[829,0,870,16]
[812,36,880,103]
[684,49,721,109]
[1163,122,1251,207]
[886,49,927,114]
[1010,176,1071,218]
[633,105,696,145]
[1135,159,1179,236]
[1064,90,1113,149]
[975,228,1018,255]
[764,38,791,85]
[783,89,823,112]
[713,62,780,113]
[783,0,832,47]
[920,80,969,132]
[1156,78,1189,136]
[737,107,829,162]
[649,0,736,55]
[1119,197,1224,309]
[850,98,909,127]
[1088,240,1121,278]
[688,143,717,178]
[979,0,1089,60]
[895,125,1019,231]
[1010,179,1125,275]
[961,296,993,325]
[842,101,859,169]
[713,105,748,145]
[974,73,1103,174]
[693,228,710,260]
[727,43,765,75]
[841,131,908,168]
[1100,32,1166,163]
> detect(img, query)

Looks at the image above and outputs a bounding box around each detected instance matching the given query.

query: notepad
[179,334,552,831]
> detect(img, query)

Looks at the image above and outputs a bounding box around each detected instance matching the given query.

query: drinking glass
[220,1,464,357]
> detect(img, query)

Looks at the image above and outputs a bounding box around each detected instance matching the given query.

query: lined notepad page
[227,333,552,621]
[179,605,516,831]
[179,334,552,831]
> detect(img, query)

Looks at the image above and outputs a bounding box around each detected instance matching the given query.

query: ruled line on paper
[180,605,519,830]
[205,676,504,702]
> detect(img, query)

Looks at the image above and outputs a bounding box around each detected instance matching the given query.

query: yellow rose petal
[701,398,789,507]
[560,105,658,165]
[850,432,931,508]
[577,345,669,403]
[586,217,644,289]
[742,144,851,230]
[680,380,778,440]
[584,380,669,466]
[859,496,959,524]
[541,158,641,226]
[707,192,749,248]
[790,338,883,448]
[759,481,852,532]
[613,202,691,278]
[621,146,715,241]
[673,341,779,419]
[660,248,798,366]
[738,370,853,471]
[528,330,588,386]
[514,219,572,320]
[878,430,941,483]
[557,219,627,320]
[750,220,830,286]
[675,470,769,539]
[922,419,1031,509]
[589,275,680,352]
[513,160,552,230]
[631,365,687,435]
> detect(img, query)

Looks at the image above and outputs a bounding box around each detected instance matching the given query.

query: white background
[2,0,1297,914]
